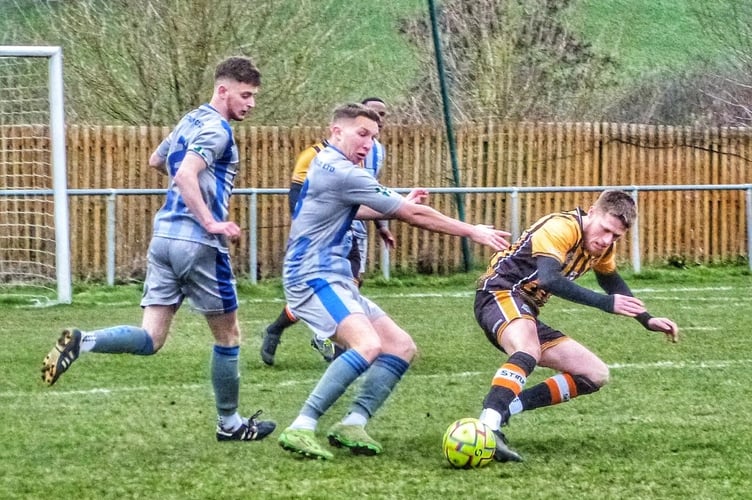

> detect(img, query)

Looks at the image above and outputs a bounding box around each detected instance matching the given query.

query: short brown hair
[332,103,380,124]
[594,190,637,229]
[214,56,261,86]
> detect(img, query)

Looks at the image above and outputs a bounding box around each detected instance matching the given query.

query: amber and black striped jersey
[476,208,617,308]
[290,140,329,184]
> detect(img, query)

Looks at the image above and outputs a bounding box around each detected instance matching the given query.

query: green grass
[1,266,751,498]
[570,0,728,78]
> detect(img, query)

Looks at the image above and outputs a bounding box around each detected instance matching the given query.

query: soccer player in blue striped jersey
[277,103,511,460]
[473,190,679,462]
[261,97,396,366]
[41,56,276,442]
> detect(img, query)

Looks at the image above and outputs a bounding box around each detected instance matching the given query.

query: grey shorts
[285,276,386,339]
[141,236,238,315]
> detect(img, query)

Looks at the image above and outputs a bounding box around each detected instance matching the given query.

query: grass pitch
[1,266,751,499]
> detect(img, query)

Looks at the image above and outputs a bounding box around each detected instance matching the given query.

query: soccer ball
[441,417,496,469]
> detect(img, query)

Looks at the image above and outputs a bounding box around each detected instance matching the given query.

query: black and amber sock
[519,373,600,411]
[483,351,537,414]
[268,305,297,335]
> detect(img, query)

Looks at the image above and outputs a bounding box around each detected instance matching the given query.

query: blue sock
[301,349,370,419]
[212,345,240,417]
[87,326,154,355]
[351,353,410,418]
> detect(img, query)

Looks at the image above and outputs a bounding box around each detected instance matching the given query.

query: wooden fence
[4,121,752,281]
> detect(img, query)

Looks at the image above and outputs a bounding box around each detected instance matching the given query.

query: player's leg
[40,238,178,386]
[310,238,361,362]
[186,242,275,442]
[260,304,297,366]
[40,318,161,386]
[475,290,541,462]
[207,311,276,441]
[260,181,305,366]
[279,280,375,459]
[508,334,608,418]
[328,310,416,455]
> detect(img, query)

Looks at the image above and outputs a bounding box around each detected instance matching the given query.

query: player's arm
[393,201,510,252]
[357,188,430,220]
[173,152,240,241]
[536,255,616,312]
[148,152,168,175]
[149,135,172,175]
[370,188,429,249]
[595,270,679,342]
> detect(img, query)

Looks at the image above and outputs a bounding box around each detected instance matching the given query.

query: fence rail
[4,184,750,284]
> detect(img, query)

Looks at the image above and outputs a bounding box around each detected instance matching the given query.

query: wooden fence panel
[4,121,752,281]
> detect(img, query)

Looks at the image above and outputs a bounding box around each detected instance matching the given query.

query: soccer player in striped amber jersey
[473,190,679,462]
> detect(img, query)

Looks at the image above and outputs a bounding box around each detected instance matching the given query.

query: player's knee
[381,329,417,361]
[574,365,609,393]
[396,336,417,361]
[143,331,164,353]
[351,337,383,361]
[592,362,610,387]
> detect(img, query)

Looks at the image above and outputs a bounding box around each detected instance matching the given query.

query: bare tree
[687,1,752,126]
[399,0,617,123]
[7,0,379,125]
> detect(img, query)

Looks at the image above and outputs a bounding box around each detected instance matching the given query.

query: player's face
[582,209,627,256]
[332,116,379,164]
[220,80,258,121]
[364,100,387,132]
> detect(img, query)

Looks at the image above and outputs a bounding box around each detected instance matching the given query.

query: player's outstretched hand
[406,188,429,205]
[470,224,511,252]
[647,317,679,343]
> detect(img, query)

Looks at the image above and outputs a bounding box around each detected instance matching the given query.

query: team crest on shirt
[375,186,393,197]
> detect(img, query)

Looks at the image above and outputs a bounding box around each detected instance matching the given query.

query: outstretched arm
[596,270,679,342]
[393,202,510,252]
[537,256,646,317]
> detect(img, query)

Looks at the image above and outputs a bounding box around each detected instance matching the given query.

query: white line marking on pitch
[238,285,745,304]
[5,358,751,399]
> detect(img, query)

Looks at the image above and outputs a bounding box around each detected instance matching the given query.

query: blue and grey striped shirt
[151,104,239,253]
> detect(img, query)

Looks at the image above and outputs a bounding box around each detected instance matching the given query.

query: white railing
[3,184,752,285]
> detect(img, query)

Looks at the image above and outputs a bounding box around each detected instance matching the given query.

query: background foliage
[2,0,752,126]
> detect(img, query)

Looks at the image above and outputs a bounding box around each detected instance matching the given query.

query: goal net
[0,46,70,304]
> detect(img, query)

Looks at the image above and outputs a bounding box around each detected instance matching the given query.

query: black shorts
[474,289,566,353]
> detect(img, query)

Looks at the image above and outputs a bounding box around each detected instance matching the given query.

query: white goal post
[0,46,71,304]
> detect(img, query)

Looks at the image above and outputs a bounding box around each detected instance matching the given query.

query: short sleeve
[187,124,230,166]
[530,216,580,263]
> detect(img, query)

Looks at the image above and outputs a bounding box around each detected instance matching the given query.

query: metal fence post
[747,188,752,272]
[630,187,641,273]
[249,191,258,285]
[511,189,520,241]
[106,191,116,286]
